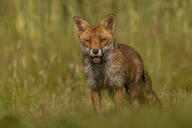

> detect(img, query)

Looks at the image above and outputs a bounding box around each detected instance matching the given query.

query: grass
[0,0,192,127]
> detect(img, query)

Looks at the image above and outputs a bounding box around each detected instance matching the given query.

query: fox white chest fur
[83,51,125,90]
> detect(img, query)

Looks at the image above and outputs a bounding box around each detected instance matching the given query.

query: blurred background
[0,0,192,128]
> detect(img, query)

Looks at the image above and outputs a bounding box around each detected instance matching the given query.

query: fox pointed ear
[73,16,89,36]
[101,13,115,34]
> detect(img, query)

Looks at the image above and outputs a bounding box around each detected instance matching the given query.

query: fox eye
[100,38,107,42]
[85,39,91,43]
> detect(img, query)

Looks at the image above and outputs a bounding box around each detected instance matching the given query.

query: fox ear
[73,16,89,36]
[101,13,115,34]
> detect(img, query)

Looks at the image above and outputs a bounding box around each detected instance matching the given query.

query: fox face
[73,14,115,63]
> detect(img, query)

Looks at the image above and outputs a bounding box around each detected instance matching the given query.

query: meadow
[0,0,192,127]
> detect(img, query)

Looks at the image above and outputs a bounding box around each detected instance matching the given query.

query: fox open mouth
[91,56,101,63]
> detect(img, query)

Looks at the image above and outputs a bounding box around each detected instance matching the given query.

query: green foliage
[0,0,192,127]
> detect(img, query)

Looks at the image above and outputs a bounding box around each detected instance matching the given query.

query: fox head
[73,14,115,63]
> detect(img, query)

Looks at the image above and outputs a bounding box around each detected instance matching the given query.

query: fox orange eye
[100,38,107,42]
[85,39,91,43]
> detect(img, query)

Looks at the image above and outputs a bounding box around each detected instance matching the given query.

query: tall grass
[0,0,192,127]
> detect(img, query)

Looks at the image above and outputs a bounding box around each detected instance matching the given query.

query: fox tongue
[93,56,100,62]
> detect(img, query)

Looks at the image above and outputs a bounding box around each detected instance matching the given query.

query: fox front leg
[91,89,101,112]
[114,87,124,111]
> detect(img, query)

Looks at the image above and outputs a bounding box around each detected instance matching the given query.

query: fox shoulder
[117,43,144,82]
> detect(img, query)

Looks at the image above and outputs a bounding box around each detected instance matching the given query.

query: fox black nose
[92,49,99,55]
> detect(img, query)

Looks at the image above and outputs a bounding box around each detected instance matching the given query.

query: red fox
[73,14,160,112]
